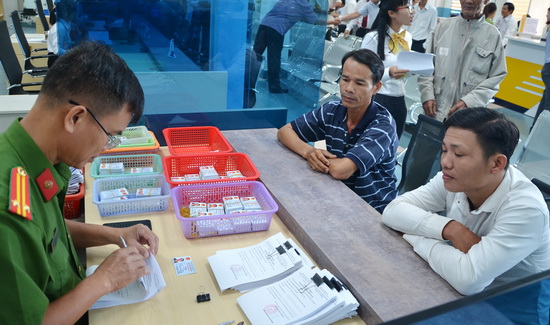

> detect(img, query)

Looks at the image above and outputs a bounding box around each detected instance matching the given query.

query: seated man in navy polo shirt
[277,49,398,212]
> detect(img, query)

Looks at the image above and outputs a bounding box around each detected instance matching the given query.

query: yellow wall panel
[495,57,544,110]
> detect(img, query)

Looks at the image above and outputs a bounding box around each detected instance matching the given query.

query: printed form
[86,251,166,309]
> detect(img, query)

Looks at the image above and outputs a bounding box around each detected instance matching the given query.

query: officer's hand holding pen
[91,240,149,293]
[118,224,159,258]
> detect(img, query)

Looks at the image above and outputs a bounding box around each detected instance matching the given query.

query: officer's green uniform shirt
[0,120,85,324]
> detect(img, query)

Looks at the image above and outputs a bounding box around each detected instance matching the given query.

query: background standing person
[494,2,516,47]
[361,0,413,139]
[406,0,437,53]
[483,2,497,24]
[334,0,358,35]
[0,42,159,324]
[253,0,326,93]
[338,0,381,38]
[418,0,507,121]
[532,7,550,129]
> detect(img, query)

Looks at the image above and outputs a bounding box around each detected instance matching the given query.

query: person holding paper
[0,42,159,324]
[278,49,398,213]
[382,107,550,323]
[418,0,507,121]
[361,0,414,139]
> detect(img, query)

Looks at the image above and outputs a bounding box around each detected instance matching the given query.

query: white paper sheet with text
[86,252,166,309]
[397,51,435,76]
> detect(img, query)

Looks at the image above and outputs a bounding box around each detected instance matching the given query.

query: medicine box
[199,166,219,180]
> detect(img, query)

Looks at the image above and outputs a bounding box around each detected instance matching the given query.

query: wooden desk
[222,129,462,323]
[85,147,364,325]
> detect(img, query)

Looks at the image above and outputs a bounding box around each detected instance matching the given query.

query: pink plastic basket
[171,181,278,239]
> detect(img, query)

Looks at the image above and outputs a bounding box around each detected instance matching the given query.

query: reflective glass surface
[55,0,329,133]
[383,270,550,325]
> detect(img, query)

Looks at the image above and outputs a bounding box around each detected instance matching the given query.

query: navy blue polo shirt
[291,100,398,212]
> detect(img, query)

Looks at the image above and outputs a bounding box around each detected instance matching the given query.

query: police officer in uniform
[0,42,158,324]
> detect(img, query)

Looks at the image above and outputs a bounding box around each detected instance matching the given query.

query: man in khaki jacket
[418,0,507,121]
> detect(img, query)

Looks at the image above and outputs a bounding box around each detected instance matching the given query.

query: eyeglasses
[396,5,413,14]
[69,100,121,149]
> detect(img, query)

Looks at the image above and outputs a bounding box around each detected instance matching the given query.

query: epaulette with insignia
[9,167,32,220]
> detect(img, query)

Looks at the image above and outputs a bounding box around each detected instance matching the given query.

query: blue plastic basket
[92,175,170,217]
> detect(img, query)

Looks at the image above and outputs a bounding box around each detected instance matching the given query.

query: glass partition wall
[56,0,328,137]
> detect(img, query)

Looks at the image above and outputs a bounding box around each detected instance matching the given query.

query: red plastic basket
[64,182,85,219]
[163,127,233,156]
[163,152,260,188]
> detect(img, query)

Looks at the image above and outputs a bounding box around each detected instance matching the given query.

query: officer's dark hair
[503,2,515,13]
[341,49,385,84]
[40,41,144,124]
[443,107,519,169]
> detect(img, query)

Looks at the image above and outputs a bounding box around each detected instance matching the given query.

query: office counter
[222,129,462,323]
[495,36,545,111]
[85,147,364,325]
[0,94,36,132]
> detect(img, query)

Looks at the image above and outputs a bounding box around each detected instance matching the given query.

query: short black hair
[483,3,497,17]
[503,2,515,12]
[40,41,144,124]
[443,108,520,169]
[341,49,385,84]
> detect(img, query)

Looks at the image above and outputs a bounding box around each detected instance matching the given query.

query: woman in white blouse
[361,0,414,138]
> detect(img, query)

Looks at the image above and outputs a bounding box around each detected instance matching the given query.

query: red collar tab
[36,168,60,202]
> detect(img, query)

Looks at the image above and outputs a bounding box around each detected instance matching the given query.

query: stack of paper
[237,267,359,325]
[67,167,84,195]
[208,232,313,292]
[86,252,166,309]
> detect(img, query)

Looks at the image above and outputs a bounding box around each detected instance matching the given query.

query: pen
[120,236,127,248]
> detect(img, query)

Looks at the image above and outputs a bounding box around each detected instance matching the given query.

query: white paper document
[86,252,166,309]
[397,51,435,76]
[237,267,359,325]
[208,232,313,292]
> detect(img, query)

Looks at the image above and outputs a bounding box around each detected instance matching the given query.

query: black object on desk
[103,219,152,230]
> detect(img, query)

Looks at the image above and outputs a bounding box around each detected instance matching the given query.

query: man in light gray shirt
[494,2,517,47]
[406,0,438,53]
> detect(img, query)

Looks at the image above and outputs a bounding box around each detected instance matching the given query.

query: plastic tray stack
[100,129,160,156]
[171,181,278,239]
[92,175,171,217]
[163,152,260,187]
[90,154,163,179]
[163,126,233,155]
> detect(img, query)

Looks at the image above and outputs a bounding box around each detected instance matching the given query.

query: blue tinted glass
[54,0,328,131]
[383,270,550,325]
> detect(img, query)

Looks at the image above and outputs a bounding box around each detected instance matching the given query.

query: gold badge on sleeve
[8,166,32,220]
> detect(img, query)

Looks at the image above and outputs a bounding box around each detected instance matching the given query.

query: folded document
[86,251,166,309]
